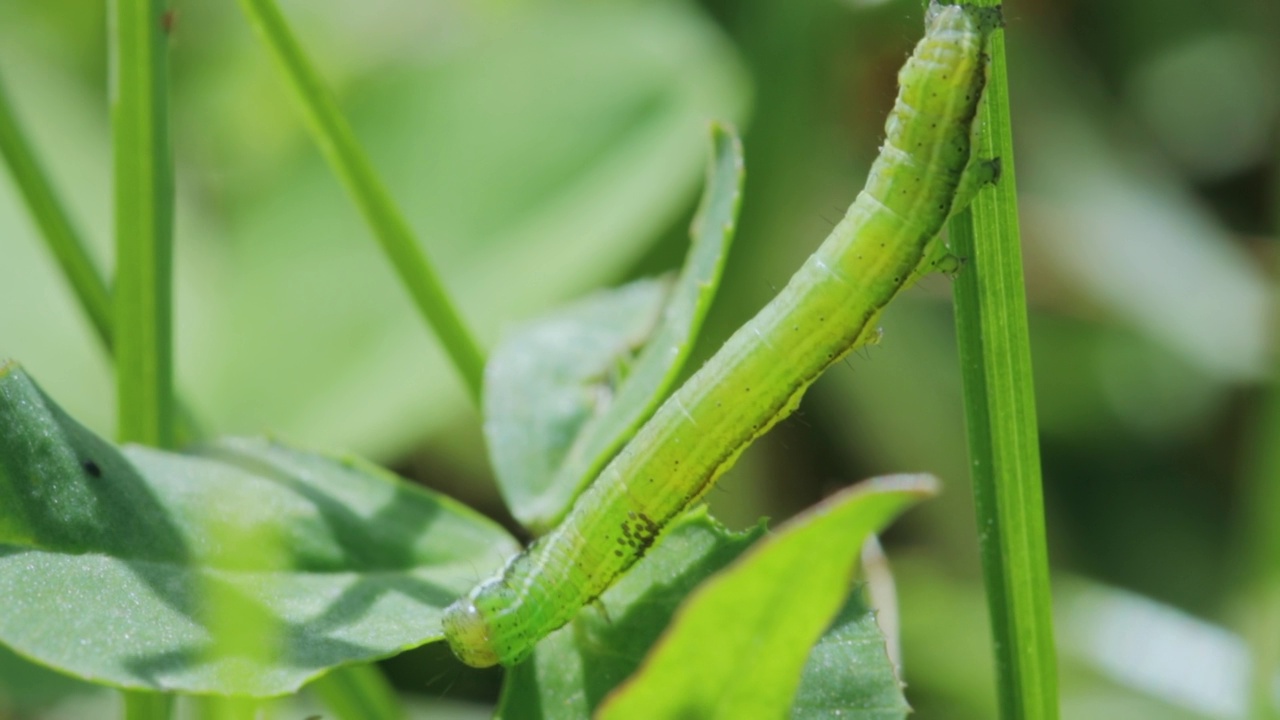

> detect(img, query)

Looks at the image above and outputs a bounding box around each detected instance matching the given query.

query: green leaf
[792,590,910,719]
[486,124,745,533]
[597,475,936,720]
[0,644,98,714]
[495,508,766,719]
[0,361,519,696]
[484,278,672,528]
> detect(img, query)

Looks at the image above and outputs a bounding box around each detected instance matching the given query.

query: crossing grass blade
[945,1,1060,718]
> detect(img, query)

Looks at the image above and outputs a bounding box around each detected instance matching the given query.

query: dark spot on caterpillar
[160,9,177,34]
[83,460,102,478]
[614,550,623,557]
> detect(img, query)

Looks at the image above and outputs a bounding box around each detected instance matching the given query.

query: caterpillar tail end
[441,598,502,668]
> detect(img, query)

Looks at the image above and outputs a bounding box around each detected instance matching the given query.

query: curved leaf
[495,508,765,719]
[597,475,936,720]
[0,361,518,695]
[487,124,745,533]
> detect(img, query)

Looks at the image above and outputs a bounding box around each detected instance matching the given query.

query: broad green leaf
[495,508,766,719]
[0,644,98,715]
[487,124,745,533]
[597,475,936,720]
[0,361,519,695]
[792,590,911,719]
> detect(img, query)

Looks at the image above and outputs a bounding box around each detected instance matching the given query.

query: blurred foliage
[0,0,1277,717]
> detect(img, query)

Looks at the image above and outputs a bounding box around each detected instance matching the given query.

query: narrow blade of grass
[236,0,486,404]
[309,664,404,720]
[1243,355,1280,719]
[113,0,175,450]
[123,692,175,720]
[113,0,176,712]
[947,2,1060,718]
[0,74,113,352]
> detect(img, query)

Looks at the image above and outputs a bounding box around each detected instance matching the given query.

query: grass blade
[0,74,113,352]
[1243,355,1280,719]
[122,692,174,720]
[113,0,175,450]
[112,0,176,711]
[309,664,403,720]
[236,0,486,404]
[947,2,1060,718]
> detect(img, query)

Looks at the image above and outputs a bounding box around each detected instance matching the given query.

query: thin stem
[0,75,113,352]
[948,1,1060,718]
[122,691,175,720]
[113,0,176,450]
[236,0,486,404]
[1244,363,1280,719]
[309,664,404,720]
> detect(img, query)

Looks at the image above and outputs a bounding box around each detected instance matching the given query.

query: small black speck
[83,460,102,478]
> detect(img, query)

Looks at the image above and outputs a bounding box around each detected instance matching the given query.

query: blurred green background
[0,0,1276,717]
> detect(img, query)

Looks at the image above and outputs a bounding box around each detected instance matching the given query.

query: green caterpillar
[443,0,1001,668]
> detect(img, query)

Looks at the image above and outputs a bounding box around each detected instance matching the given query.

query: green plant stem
[309,664,403,720]
[122,691,174,720]
[947,2,1059,718]
[236,0,486,404]
[113,0,175,450]
[0,75,113,352]
[195,696,260,720]
[1244,367,1280,719]
[113,0,176,711]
